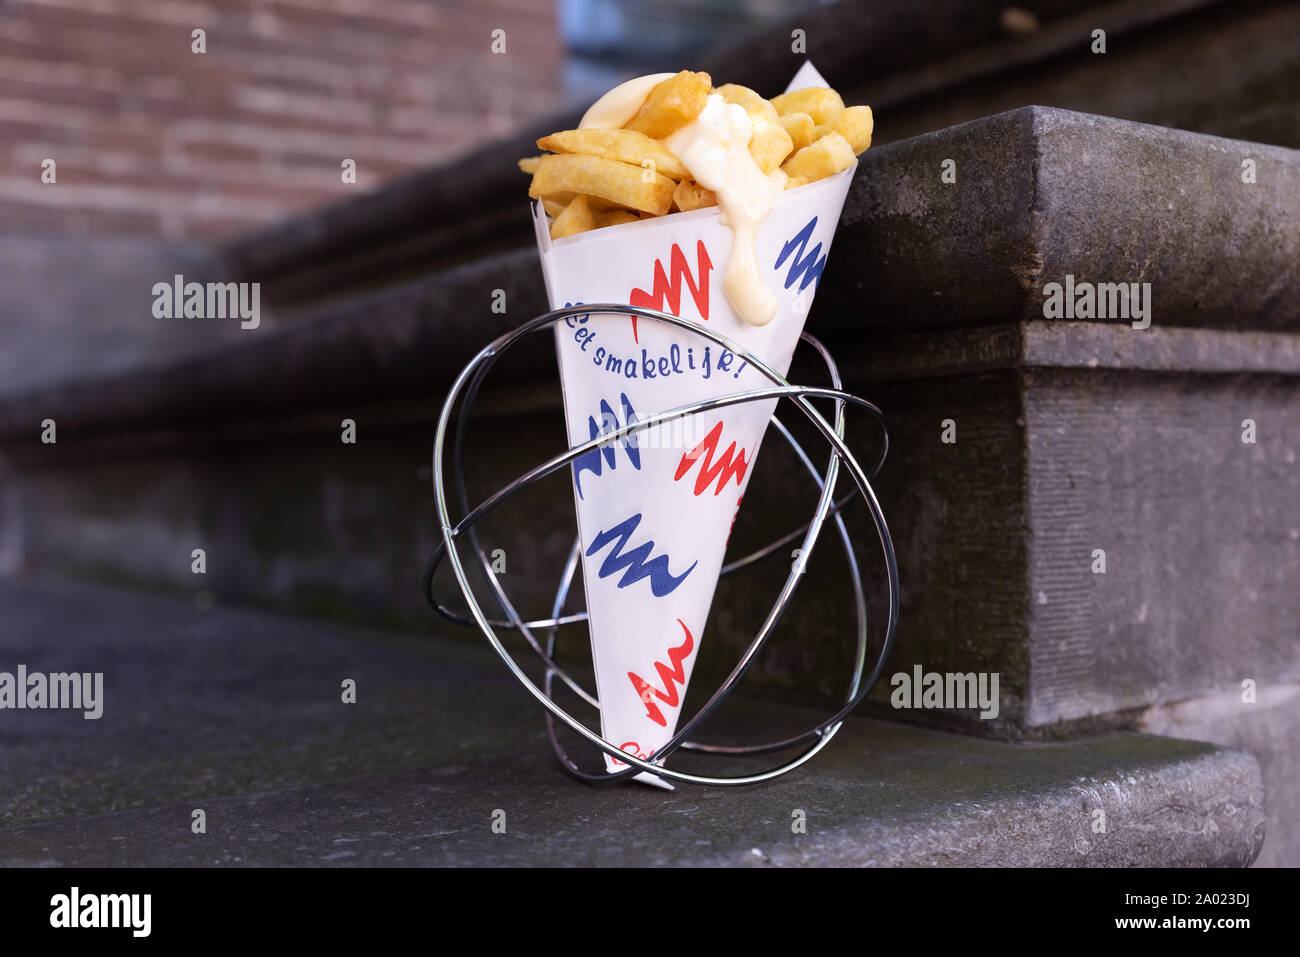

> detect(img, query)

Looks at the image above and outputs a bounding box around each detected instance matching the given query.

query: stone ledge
[222,0,1299,307]
[0,742,1266,867]
[0,249,550,442]
[0,576,1267,866]
[2,107,1296,443]
[830,321,1300,383]
[830,105,1300,333]
[2,327,1293,741]
[0,107,1295,443]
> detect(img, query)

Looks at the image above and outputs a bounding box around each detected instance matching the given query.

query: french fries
[522,72,872,238]
[597,209,640,228]
[673,180,717,212]
[778,112,816,152]
[770,86,845,125]
[537,128,689,180]
[830,105,873,154]
[624,70,711,138]
[713,83,773,119]
[714,83,792,174]
[529,154,675,216]
[781,131,856,184]
[550,195,595,239]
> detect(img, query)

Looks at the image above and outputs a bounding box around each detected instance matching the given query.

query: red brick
[0,0,566,238]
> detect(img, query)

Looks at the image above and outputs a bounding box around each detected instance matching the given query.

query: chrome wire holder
[425,303,899,787]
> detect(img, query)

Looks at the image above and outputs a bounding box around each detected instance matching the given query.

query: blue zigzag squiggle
[585,513,696,597]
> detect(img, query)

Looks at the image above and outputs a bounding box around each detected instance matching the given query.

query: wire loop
[426,303,899,786]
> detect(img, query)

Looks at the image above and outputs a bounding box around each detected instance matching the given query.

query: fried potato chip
[518,156,543,174]
[672,180,717,212]
[537,128,688,180]
[596,209,640,228]
[624,70,711,139]
[550,195,595,239]
[750,122,793,174]
[784,175,810,190]
[770,86,845,125]
[529,154,675,215]
[781,131,856,184]
[813,106,874,151]
[712,84,791,173]
[714,84,778,122]
[544,195,613,216]
[832,105,873,154]
[779,112,815,152]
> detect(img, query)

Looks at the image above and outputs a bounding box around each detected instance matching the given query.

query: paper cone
[531,63,856,784]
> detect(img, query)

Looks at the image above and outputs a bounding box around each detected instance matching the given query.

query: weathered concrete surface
[1140,684,1300,868]
[0,364,1034,728]
[846,0,1300,150]
[0,249,550,441]
[831,106,1300,334]
[2,322,1296,736]
[811,321,1300,383]
[0,576,1265,866]
[3,107,1297,442]
[0,742,1265,868]
[0,236,258,401]
[1,109,1295,857]
[1022,367,1299,726]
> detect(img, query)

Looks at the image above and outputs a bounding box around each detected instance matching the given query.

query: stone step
[0,576,1264,866]
[1,109,1296,859]
[3,107,1297,424]
[0,110,1294,733]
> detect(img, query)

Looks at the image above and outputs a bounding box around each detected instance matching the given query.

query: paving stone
[0,576,1265,866]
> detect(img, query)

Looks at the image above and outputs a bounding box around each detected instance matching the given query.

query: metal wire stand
[425,303,899,787]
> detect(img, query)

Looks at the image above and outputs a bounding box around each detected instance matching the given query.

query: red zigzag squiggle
[627,619,694,728]
[674,421,748,496]
[628,240,712,343]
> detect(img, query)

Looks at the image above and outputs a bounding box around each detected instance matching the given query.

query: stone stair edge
[0,570,1267,866]
[3,107,1299,441]
[0,735,1265,867]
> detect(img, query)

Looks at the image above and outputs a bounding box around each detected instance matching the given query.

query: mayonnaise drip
[667,95,785,326]
[579,73,675,130]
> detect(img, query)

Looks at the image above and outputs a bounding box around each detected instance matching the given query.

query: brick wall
[0,0,566,239]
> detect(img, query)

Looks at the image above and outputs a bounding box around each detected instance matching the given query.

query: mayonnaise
[579,73,675,130]
[667,95,785,326]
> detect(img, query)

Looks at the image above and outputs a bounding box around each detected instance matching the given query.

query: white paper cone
[531,64,855,783]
